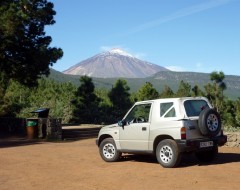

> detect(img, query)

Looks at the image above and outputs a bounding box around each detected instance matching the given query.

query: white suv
[96,97,227,168]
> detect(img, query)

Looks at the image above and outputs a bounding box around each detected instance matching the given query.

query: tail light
[181,127,186,139]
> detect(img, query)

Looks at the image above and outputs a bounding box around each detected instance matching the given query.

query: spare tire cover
[198,108,221,137]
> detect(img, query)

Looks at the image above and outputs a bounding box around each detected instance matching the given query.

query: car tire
[99,138,121,162]
[195,145,218,162]
[198,108,221,137]
[156,139,181,168]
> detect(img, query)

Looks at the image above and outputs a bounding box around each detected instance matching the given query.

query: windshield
[124,103,151,123]
[184,100,209,117]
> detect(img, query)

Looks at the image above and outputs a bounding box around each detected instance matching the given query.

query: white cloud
[165,66,186,72]
[193,62,209,73]
[132,52,147,60]
[196,62,203,69]
[166,63,207,73]
[124,0,234,35]
[100,45,121,52]
[194,62,216,73]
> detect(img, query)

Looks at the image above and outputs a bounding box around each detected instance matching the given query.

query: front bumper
[176,135,227,152]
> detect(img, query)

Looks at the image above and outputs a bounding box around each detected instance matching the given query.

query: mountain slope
[50,69,240,100]
[63,48,169,78]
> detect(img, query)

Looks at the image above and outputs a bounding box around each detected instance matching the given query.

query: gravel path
[0,138,240,190]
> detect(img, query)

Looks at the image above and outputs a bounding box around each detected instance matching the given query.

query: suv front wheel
[99,138,121,162]
[156,139,181,168]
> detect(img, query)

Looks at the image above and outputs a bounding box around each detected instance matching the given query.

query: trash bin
[30,108,50,138]
[26,118,38,139]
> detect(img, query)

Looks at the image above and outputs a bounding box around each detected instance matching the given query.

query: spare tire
[198,108,221,137]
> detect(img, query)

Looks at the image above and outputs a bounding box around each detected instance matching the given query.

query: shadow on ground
[118,152,240,167]
[0,136,45,148]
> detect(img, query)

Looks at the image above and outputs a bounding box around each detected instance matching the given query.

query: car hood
[102,123,118,129]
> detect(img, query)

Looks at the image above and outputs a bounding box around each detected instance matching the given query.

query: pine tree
[159,85,175,98]
[137,82,158,101]
[71,76,100,124]
[0,0,63,86]
[108,79,132,120]
[175,80,191,97]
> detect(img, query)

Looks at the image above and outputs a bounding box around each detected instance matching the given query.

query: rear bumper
[176,135,227,152]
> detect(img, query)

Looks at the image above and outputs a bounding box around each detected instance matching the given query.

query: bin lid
[31,108,50,113]
[27,120,38,126]
[31,108,50,118]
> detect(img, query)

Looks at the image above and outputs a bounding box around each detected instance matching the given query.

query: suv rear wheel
[156,139,181,168]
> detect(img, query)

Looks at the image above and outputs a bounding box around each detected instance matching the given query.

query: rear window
[184,100,209,117]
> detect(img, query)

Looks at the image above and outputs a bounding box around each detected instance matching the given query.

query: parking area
[0,138,240,190]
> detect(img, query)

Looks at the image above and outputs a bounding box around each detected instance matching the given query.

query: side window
[160,102,176,118]
[125,103,151,123]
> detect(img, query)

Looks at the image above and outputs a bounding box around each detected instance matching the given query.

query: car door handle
[142,127,147,131]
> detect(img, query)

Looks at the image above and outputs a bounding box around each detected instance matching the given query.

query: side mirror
[118,120,127,128]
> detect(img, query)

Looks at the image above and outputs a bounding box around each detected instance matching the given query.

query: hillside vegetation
[49,69,240,100]
[1,71,240,133]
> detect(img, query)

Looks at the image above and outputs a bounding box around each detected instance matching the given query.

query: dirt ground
[0,138,240,190]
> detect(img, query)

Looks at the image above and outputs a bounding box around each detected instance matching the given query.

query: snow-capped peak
[108,48,134,57]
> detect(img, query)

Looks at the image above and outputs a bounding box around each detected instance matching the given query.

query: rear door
[183,99,210,139]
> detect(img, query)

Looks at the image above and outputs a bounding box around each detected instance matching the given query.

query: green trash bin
[26,119,38,139]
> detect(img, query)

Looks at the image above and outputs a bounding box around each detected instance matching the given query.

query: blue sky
[46,0,240,76]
